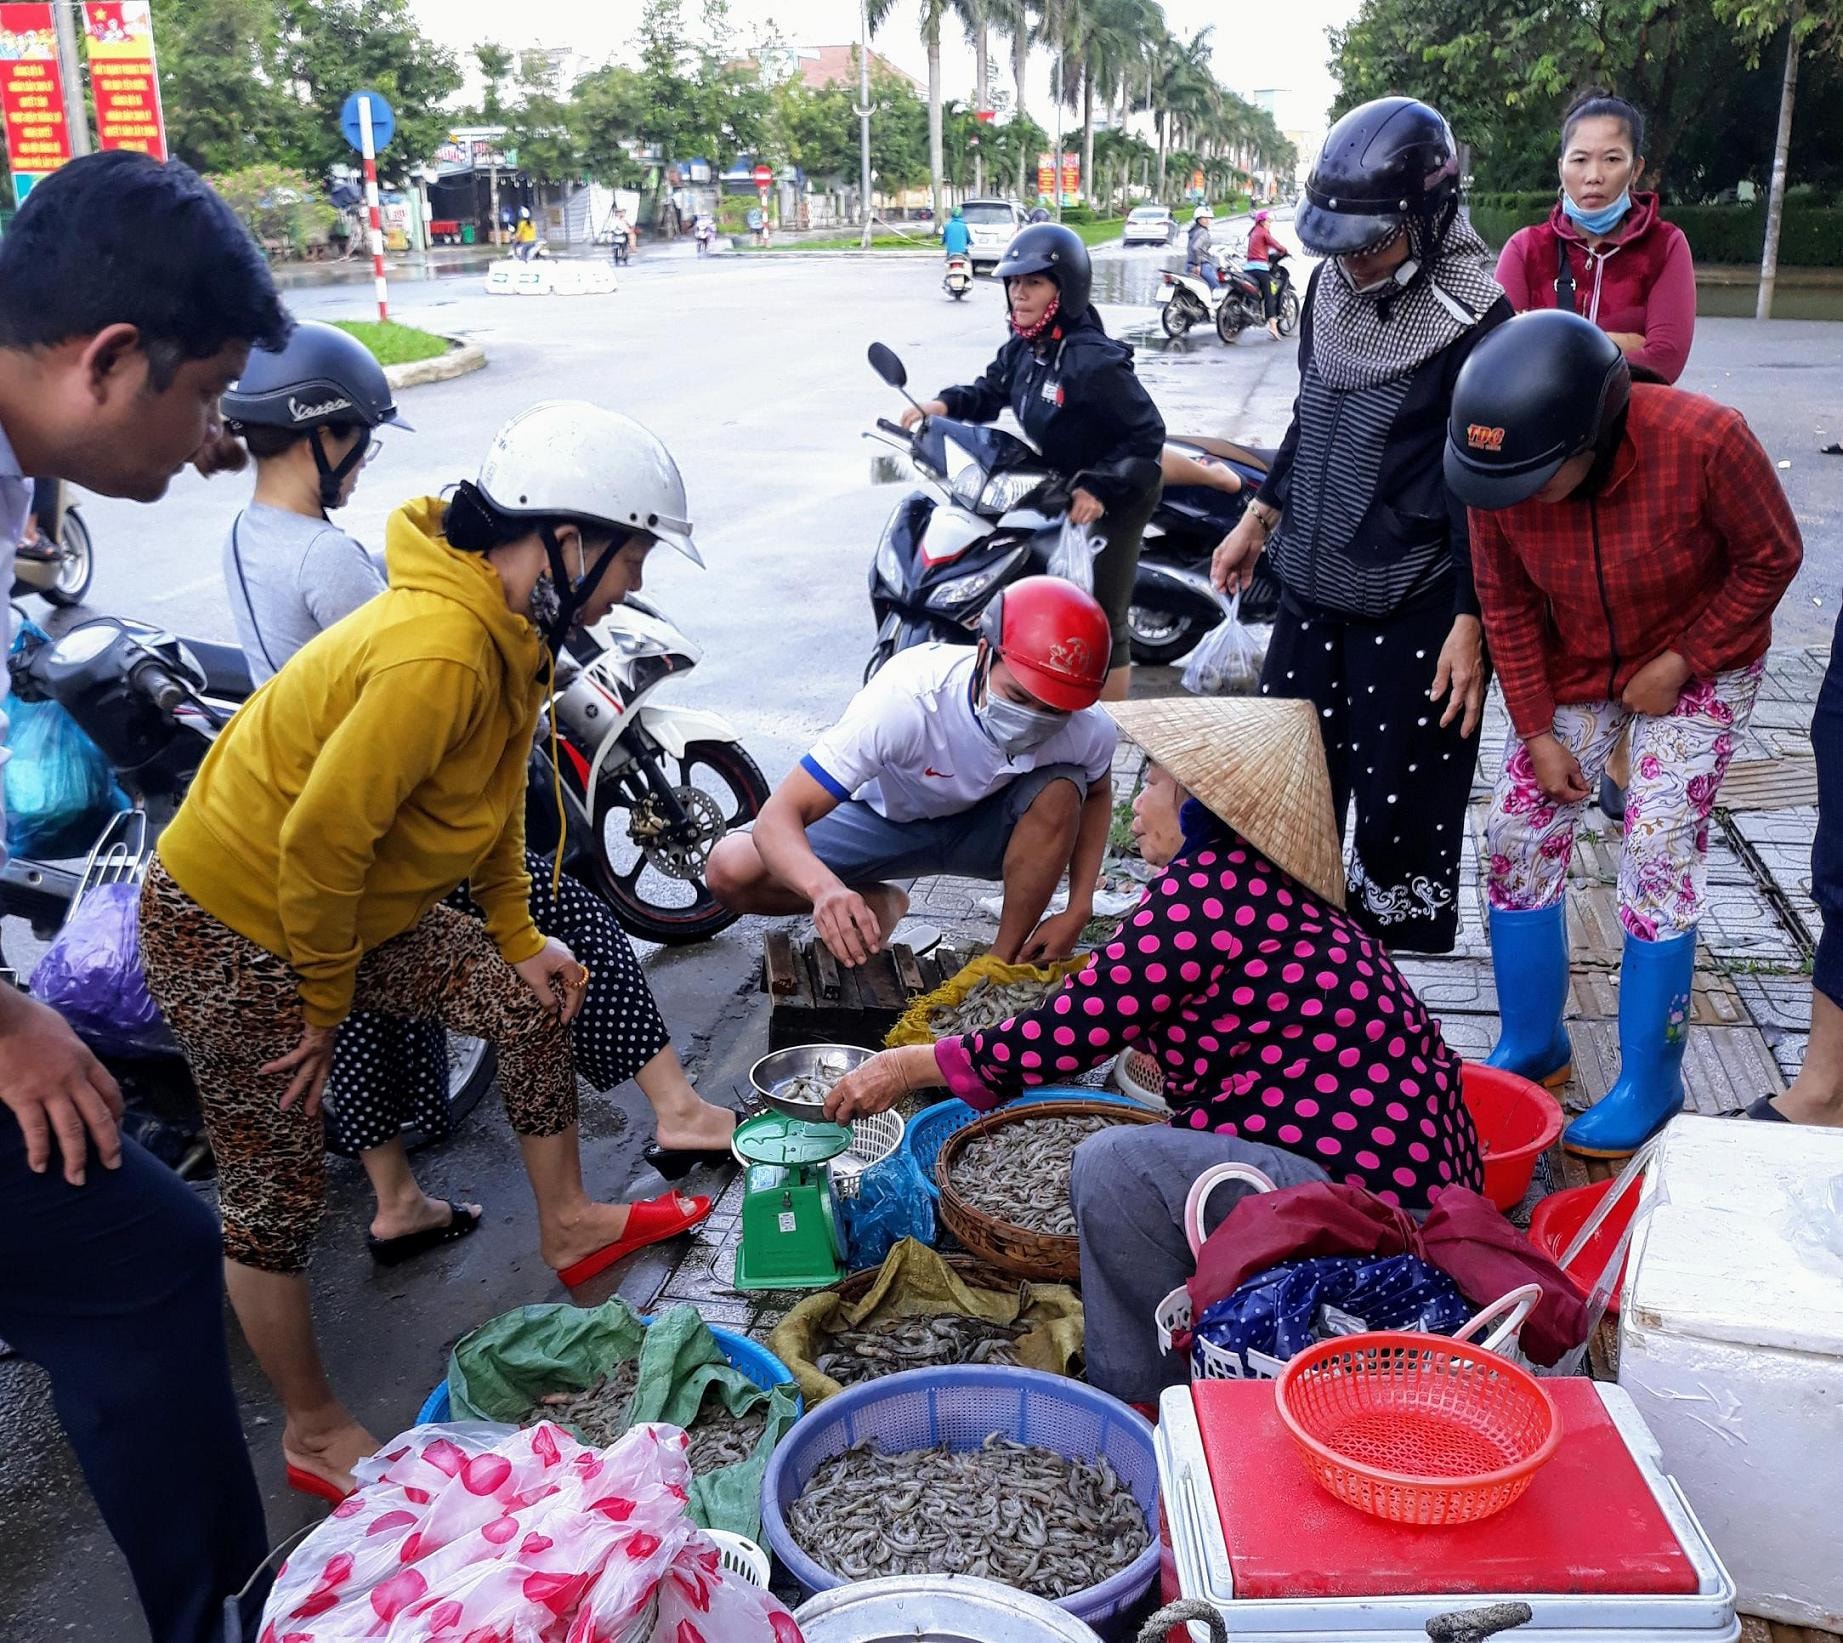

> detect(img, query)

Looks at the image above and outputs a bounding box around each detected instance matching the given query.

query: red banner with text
[82,1,166,159]
[0,3,73,186]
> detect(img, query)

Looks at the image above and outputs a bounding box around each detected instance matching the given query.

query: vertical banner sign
[0,3,73,197]
[1060,152,1079,203]
[81,2,168,160]
[1036,151,1053,199]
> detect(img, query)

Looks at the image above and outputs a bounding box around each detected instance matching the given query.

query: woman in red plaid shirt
[1445,311,1802,1158]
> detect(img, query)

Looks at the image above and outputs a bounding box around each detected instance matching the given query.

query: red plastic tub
[1528,1178,1636,1315]
[1460,1064,1564,1211]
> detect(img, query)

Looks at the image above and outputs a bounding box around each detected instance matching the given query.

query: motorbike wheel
[1160,300,1195,339]
[588,738,770,945]
[1278,289,1301,337]
[950,285,968,300]
[1215,301,1249,344]
[1127,602,1205,667]
[39,509,94,608]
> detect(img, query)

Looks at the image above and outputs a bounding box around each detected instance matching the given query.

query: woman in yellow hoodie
[139,402,712,1500]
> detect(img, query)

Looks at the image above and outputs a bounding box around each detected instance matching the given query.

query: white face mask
[976,657,1066,755]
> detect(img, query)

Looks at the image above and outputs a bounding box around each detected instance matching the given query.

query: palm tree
[960,0,992,193]
[987,0,1033,195]
[868,0,952,228]
[1079,0,1155,214]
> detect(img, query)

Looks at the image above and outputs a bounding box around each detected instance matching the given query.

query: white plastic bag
[1046,516,1101,595]
[1181,592,1264,696]
[259,1421,800,1642]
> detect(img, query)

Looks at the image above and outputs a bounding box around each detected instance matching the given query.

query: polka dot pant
[323,853,671,1154]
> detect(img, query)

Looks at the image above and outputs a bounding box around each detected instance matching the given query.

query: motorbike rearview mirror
[867,342,907,388]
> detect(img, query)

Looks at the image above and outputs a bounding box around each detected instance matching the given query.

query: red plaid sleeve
[1673,408,1803,679]
[1470,506,1557,738]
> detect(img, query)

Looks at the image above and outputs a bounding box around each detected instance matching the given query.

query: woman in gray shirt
[218,323,737,1266]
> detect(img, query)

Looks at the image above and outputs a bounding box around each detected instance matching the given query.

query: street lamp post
[857,0,874,250]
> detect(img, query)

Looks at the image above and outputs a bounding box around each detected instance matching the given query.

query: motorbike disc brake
[625,785,724,880]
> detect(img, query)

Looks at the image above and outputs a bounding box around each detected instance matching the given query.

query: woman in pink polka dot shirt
[827,697,1483,1401]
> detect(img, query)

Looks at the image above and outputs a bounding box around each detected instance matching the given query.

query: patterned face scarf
[1308,211,1504,392]
[1009,291,1061,341]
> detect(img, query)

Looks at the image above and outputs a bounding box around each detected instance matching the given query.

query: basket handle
[1451,1282,1542,1354]
[1183,1162,1278,1257]
[1138,1599,1227,1643]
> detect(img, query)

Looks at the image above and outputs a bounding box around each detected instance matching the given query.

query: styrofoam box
[1156,1380,1739,1641]
[1618,1114,1843,1631]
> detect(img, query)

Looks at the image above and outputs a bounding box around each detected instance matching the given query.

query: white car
[960,198,1030,270]
[1123,204,1177,246]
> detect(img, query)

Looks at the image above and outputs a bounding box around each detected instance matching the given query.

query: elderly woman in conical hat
[826,696,1483,1404]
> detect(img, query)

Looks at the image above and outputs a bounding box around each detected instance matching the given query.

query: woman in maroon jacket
[1496,93,1695,386]
[1446,312,1801,1160]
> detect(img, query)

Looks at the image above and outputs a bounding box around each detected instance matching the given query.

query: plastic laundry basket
[759,1364,1160,1629]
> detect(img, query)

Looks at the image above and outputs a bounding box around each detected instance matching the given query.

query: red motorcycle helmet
[977,575,1112,711]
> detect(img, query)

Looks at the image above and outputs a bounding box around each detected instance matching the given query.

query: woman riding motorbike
[900,222,1165,700]
[1211,96,1511,954]
[217,324,738,1267]
[1245,208,1286,339]
[139,401,715,1501]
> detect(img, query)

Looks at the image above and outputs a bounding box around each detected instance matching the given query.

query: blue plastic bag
[3,622,126,858]
[29,881,177,1057]
[1193,1252,1472,1374]
[841,1148,936,1270]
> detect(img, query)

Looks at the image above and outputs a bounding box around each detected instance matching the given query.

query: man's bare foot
[284,1415,378,1496]
[863,883,910,945]
[654,1101,736,1152]
[369,1192,482,1244]
[1767,1085,1843,1125]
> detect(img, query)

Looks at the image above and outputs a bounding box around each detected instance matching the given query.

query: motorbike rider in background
[1245,207,1286,339]
[215,331,741,1269]
[942,203,972,263]
[894,223,1165,701]
[1186,204,1219,288]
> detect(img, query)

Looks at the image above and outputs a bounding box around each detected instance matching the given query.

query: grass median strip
[332,319,451,366]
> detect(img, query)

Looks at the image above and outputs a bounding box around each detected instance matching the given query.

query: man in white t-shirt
[709,577,1117,965]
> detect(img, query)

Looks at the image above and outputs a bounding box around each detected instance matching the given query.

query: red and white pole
[358,95,389,323]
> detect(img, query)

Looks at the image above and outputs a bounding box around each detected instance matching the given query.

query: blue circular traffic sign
[340,89,396,153]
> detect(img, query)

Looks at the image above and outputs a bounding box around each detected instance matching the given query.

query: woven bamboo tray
[935,1098,1163,1282]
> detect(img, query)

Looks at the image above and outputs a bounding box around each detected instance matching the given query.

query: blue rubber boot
[1564,927,1697,1158]
[1485,904,1574,1087]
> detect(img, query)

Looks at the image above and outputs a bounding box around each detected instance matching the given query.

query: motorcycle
[11,479,95,607]
[1129,438,1283,665]
[1157,254,1228,339]
[862,342,1282,673]
[1214,251,1300,344]
[942,253,973,300]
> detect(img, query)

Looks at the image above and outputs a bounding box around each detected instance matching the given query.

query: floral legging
[1486,663,1764,940]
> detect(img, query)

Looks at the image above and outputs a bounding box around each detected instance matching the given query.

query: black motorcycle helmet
[1298,95,1462,258]
[221,319,410,508]
[1443,310,1631,509]
[994,222,1092,323]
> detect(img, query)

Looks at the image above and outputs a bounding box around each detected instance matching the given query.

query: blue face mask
[1562,189,1631,236]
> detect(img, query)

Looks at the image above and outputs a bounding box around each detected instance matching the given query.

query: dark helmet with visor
[993,223,1093,322]
[1444,310,1631,509]
[1298,96,1462,258]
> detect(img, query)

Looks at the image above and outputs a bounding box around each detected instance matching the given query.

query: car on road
[960,198,1031,270]
[1123,204,1178,246]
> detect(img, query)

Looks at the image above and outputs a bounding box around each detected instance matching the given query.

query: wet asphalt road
[2,238,1838,1641]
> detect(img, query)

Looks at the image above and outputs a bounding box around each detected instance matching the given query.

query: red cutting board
[1192,1378,1698,1599]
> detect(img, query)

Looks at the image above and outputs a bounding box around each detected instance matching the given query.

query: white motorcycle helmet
[1192,205,1213,222]
[459,400,701,652]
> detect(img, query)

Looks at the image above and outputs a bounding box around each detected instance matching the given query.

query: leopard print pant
[139,858,576,1274]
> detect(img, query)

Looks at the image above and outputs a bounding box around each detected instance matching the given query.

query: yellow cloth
[515,221,536,242]
[158,497,550,1026]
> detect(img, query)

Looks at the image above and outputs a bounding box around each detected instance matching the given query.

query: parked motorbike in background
[943,252,973,300]
[11,479,95,607]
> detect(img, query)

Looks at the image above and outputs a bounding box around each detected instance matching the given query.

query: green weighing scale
[731,1111,855,1290]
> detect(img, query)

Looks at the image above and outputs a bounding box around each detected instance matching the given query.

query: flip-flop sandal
[285,1463,354,1504]
[556,1191,712,1289]
[365,1201,482,1266]
[1733,1096,1790,1122]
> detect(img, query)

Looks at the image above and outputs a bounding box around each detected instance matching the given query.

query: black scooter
[862,342,1283,675]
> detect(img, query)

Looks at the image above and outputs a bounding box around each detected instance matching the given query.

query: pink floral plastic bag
[260,1422,802,1643]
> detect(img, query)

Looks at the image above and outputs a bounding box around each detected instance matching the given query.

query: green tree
[572,65,651,188]
[474,41,515,121]
[150,0,283,173]
[1714,0,1843,315]
[507,48,580,181]
[208,161,340,255]
[271,0,462,180]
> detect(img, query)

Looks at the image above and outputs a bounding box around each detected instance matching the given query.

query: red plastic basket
[1274,1331,1562,1526]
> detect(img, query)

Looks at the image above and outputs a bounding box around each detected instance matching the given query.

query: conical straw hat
[1105,695,1346,909]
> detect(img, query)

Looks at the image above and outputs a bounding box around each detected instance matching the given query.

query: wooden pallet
[761,933,981,1050]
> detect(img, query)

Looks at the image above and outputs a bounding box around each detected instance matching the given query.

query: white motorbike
[1156,249,1234,339]
[943,252,973,300]
[546,597,770,944]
